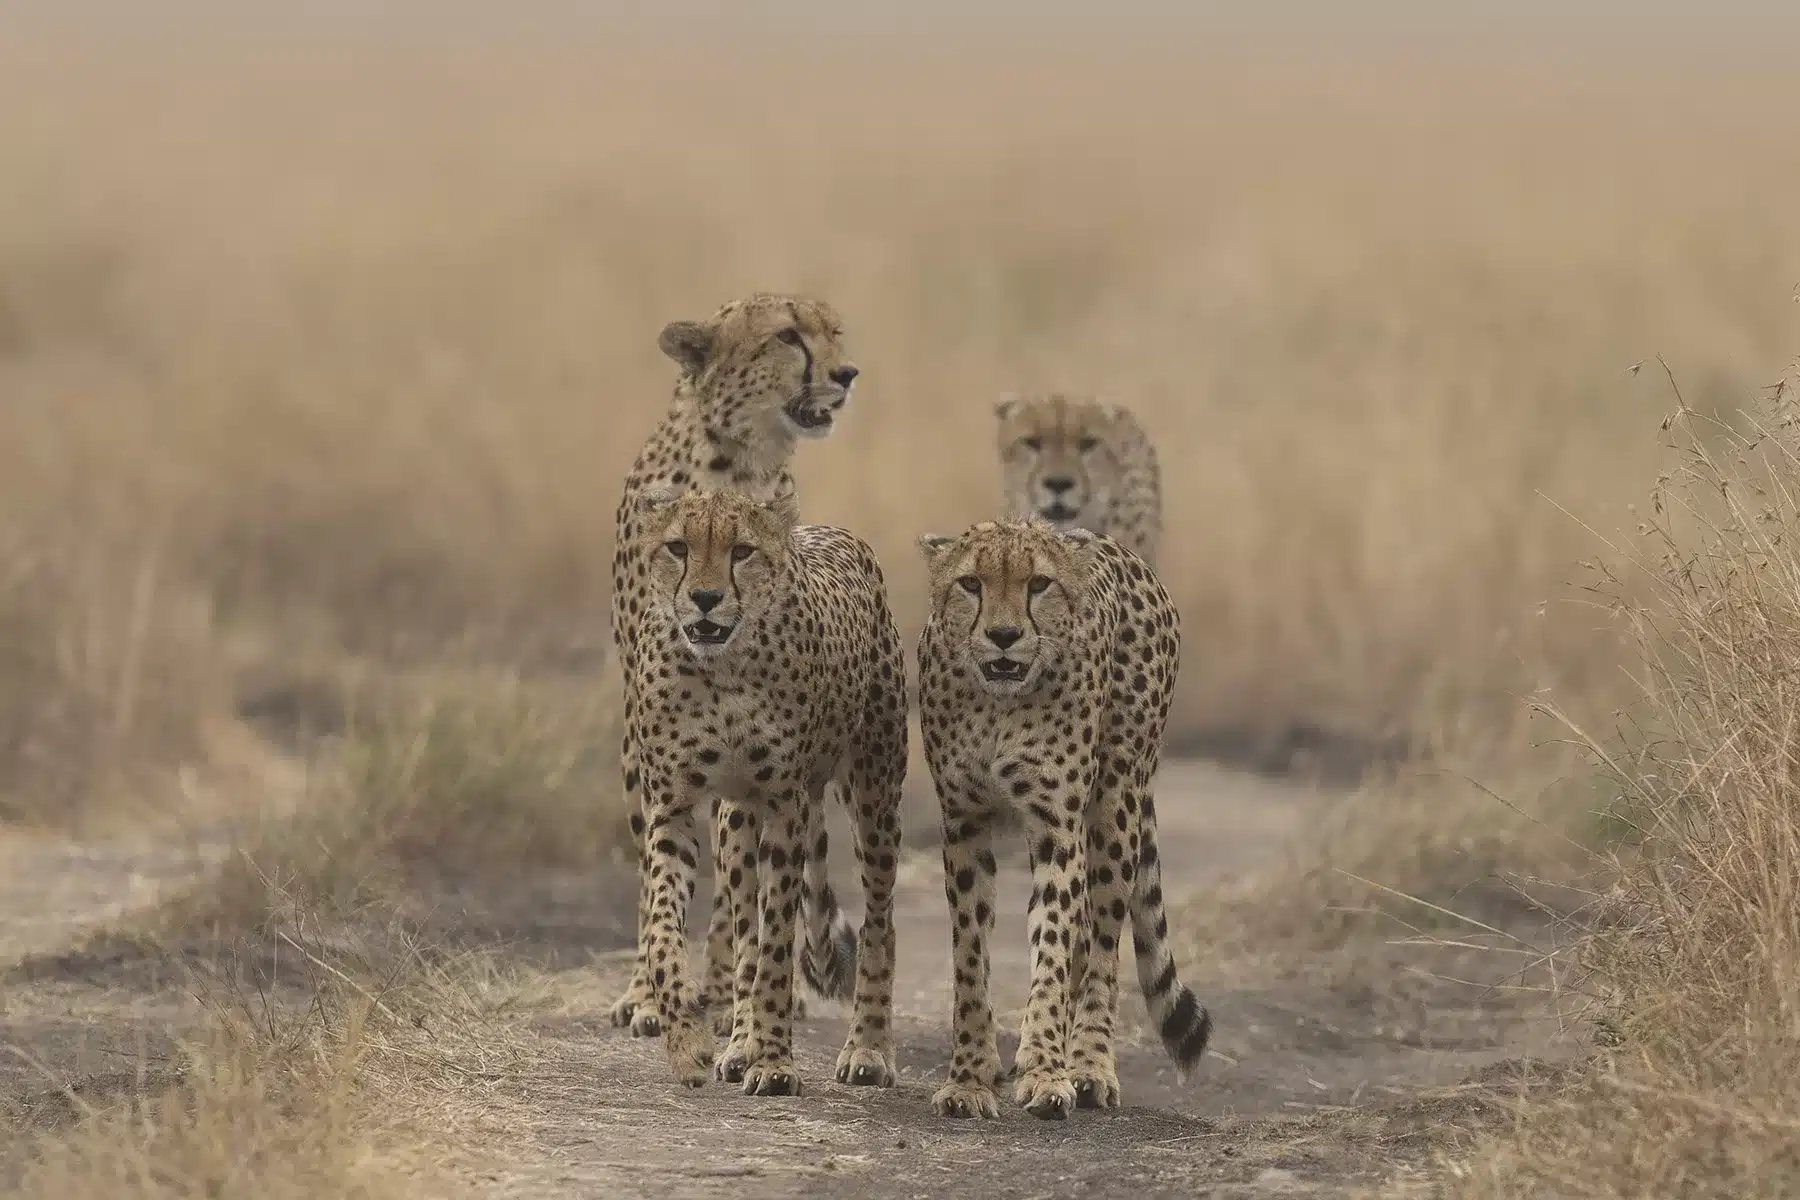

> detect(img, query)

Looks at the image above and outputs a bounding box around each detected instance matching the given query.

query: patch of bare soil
[0,761,1569,1196]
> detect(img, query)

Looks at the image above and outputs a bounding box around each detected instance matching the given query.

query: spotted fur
[610,293,861,1039]
[996,393,1162,567]
[631,487,906,1095]
[915,519,1210,1119]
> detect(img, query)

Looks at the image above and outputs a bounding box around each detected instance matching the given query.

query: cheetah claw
[1015,1069,1077,1120]
[834,1044,896,1088]
[662,1019,715,1089]
[742,1061,802,1097]
[932,1080,1001,1119]
[1073,1072,1122,1110]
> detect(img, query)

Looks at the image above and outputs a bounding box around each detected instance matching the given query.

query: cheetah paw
[1014,1069,1076,1121]
[741,1060,803,1097]
[1072,1067,1122,1110]
[609,981,654,1033]
[715,1032,758,1084]
[932,1080,1001,1119]
[834,1043,896,1088]
[662,1019,715,1088]
[629,1005,664,1039]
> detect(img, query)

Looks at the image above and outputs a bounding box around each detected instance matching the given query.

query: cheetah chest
[657,672,850,806]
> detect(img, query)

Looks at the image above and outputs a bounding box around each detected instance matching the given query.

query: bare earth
[0,760,1559,1197]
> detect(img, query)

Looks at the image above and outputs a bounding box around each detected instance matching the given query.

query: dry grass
[164,669,623,938]
[3,42,1795,826]
[1438,362,1800,1195]
[8,906,531,1199]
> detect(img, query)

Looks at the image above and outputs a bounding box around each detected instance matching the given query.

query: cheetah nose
[690,588,725,613]
[829,365,859,388]
[986,626,1023,651]
[1043,476,1075,495]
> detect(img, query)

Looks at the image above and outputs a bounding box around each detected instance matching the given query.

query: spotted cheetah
[611,293,861,1040]
[996,393,1163,567]
[914,518,1211,1119]
[630,485,906,1094]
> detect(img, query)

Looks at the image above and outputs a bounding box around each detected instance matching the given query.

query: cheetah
[630,485,906,1094]
[611,293,862,1040]
[996,393,1163,567]
[914,518,1211,1119]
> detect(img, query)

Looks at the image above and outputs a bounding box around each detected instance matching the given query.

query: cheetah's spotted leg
[1070,782,1134,1110]
[834,780,900,1087]
[714,800,762,1083]
[739,797,807,1098]
[608,732,662,1039]
[1012,814,1089,1121]
[932,802,1004,1118]
[638,782,714,1087]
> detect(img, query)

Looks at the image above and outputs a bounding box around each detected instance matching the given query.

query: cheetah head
[995,393,1128,534]
[637,484,800,661]
[917,519,1098,698]
[659,293,858,448]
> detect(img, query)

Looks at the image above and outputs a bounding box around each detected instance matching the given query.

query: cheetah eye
[1028,575,1053,595]
[730,544,755,563]
[1019,436,1042,452]
[776,327,803,347]
[665,540,688,559]
[956,575,982,595]
[1077,435,1100,453]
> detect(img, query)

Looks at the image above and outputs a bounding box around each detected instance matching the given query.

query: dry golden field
[2,31,1799,1197]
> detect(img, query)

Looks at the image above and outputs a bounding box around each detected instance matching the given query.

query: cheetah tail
[1131,816,1212,1082]
[800,791,858,1003]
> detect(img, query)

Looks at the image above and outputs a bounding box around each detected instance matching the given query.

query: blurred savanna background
[3,2,1799,1195]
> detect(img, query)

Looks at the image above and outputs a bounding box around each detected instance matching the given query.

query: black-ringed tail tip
[1162,986,1214,1082]
[801,892,860,1003]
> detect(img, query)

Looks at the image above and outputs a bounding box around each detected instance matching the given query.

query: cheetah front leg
[714,799,763,1083]
[834,775,900,1087]
[637,772,714,1087]
[1012,809,1089,1120]
[740,793,807,1097]
[1069,784,1134,1110]
[608,721,663,1039]
[932,796,1004,1119]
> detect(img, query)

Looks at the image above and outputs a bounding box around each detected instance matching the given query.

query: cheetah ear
[658,320,717,375]
[993,393,1019,421]
[763,480,801,529]
[917,532,957,566]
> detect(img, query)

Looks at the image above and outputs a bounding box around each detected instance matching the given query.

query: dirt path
[410,760,1555,1197]
[1,760,1556,1197]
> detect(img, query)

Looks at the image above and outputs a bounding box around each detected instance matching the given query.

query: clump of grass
[1442,360,1800,1196]
[167,671,624,937]
[10,910,515,1199]
[0,521,223,832]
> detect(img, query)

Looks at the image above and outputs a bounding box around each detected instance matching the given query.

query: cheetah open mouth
[1041,502,1081,522]
[784,401,836,434]
[684,619,734,646]
[980,658,1030,683]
